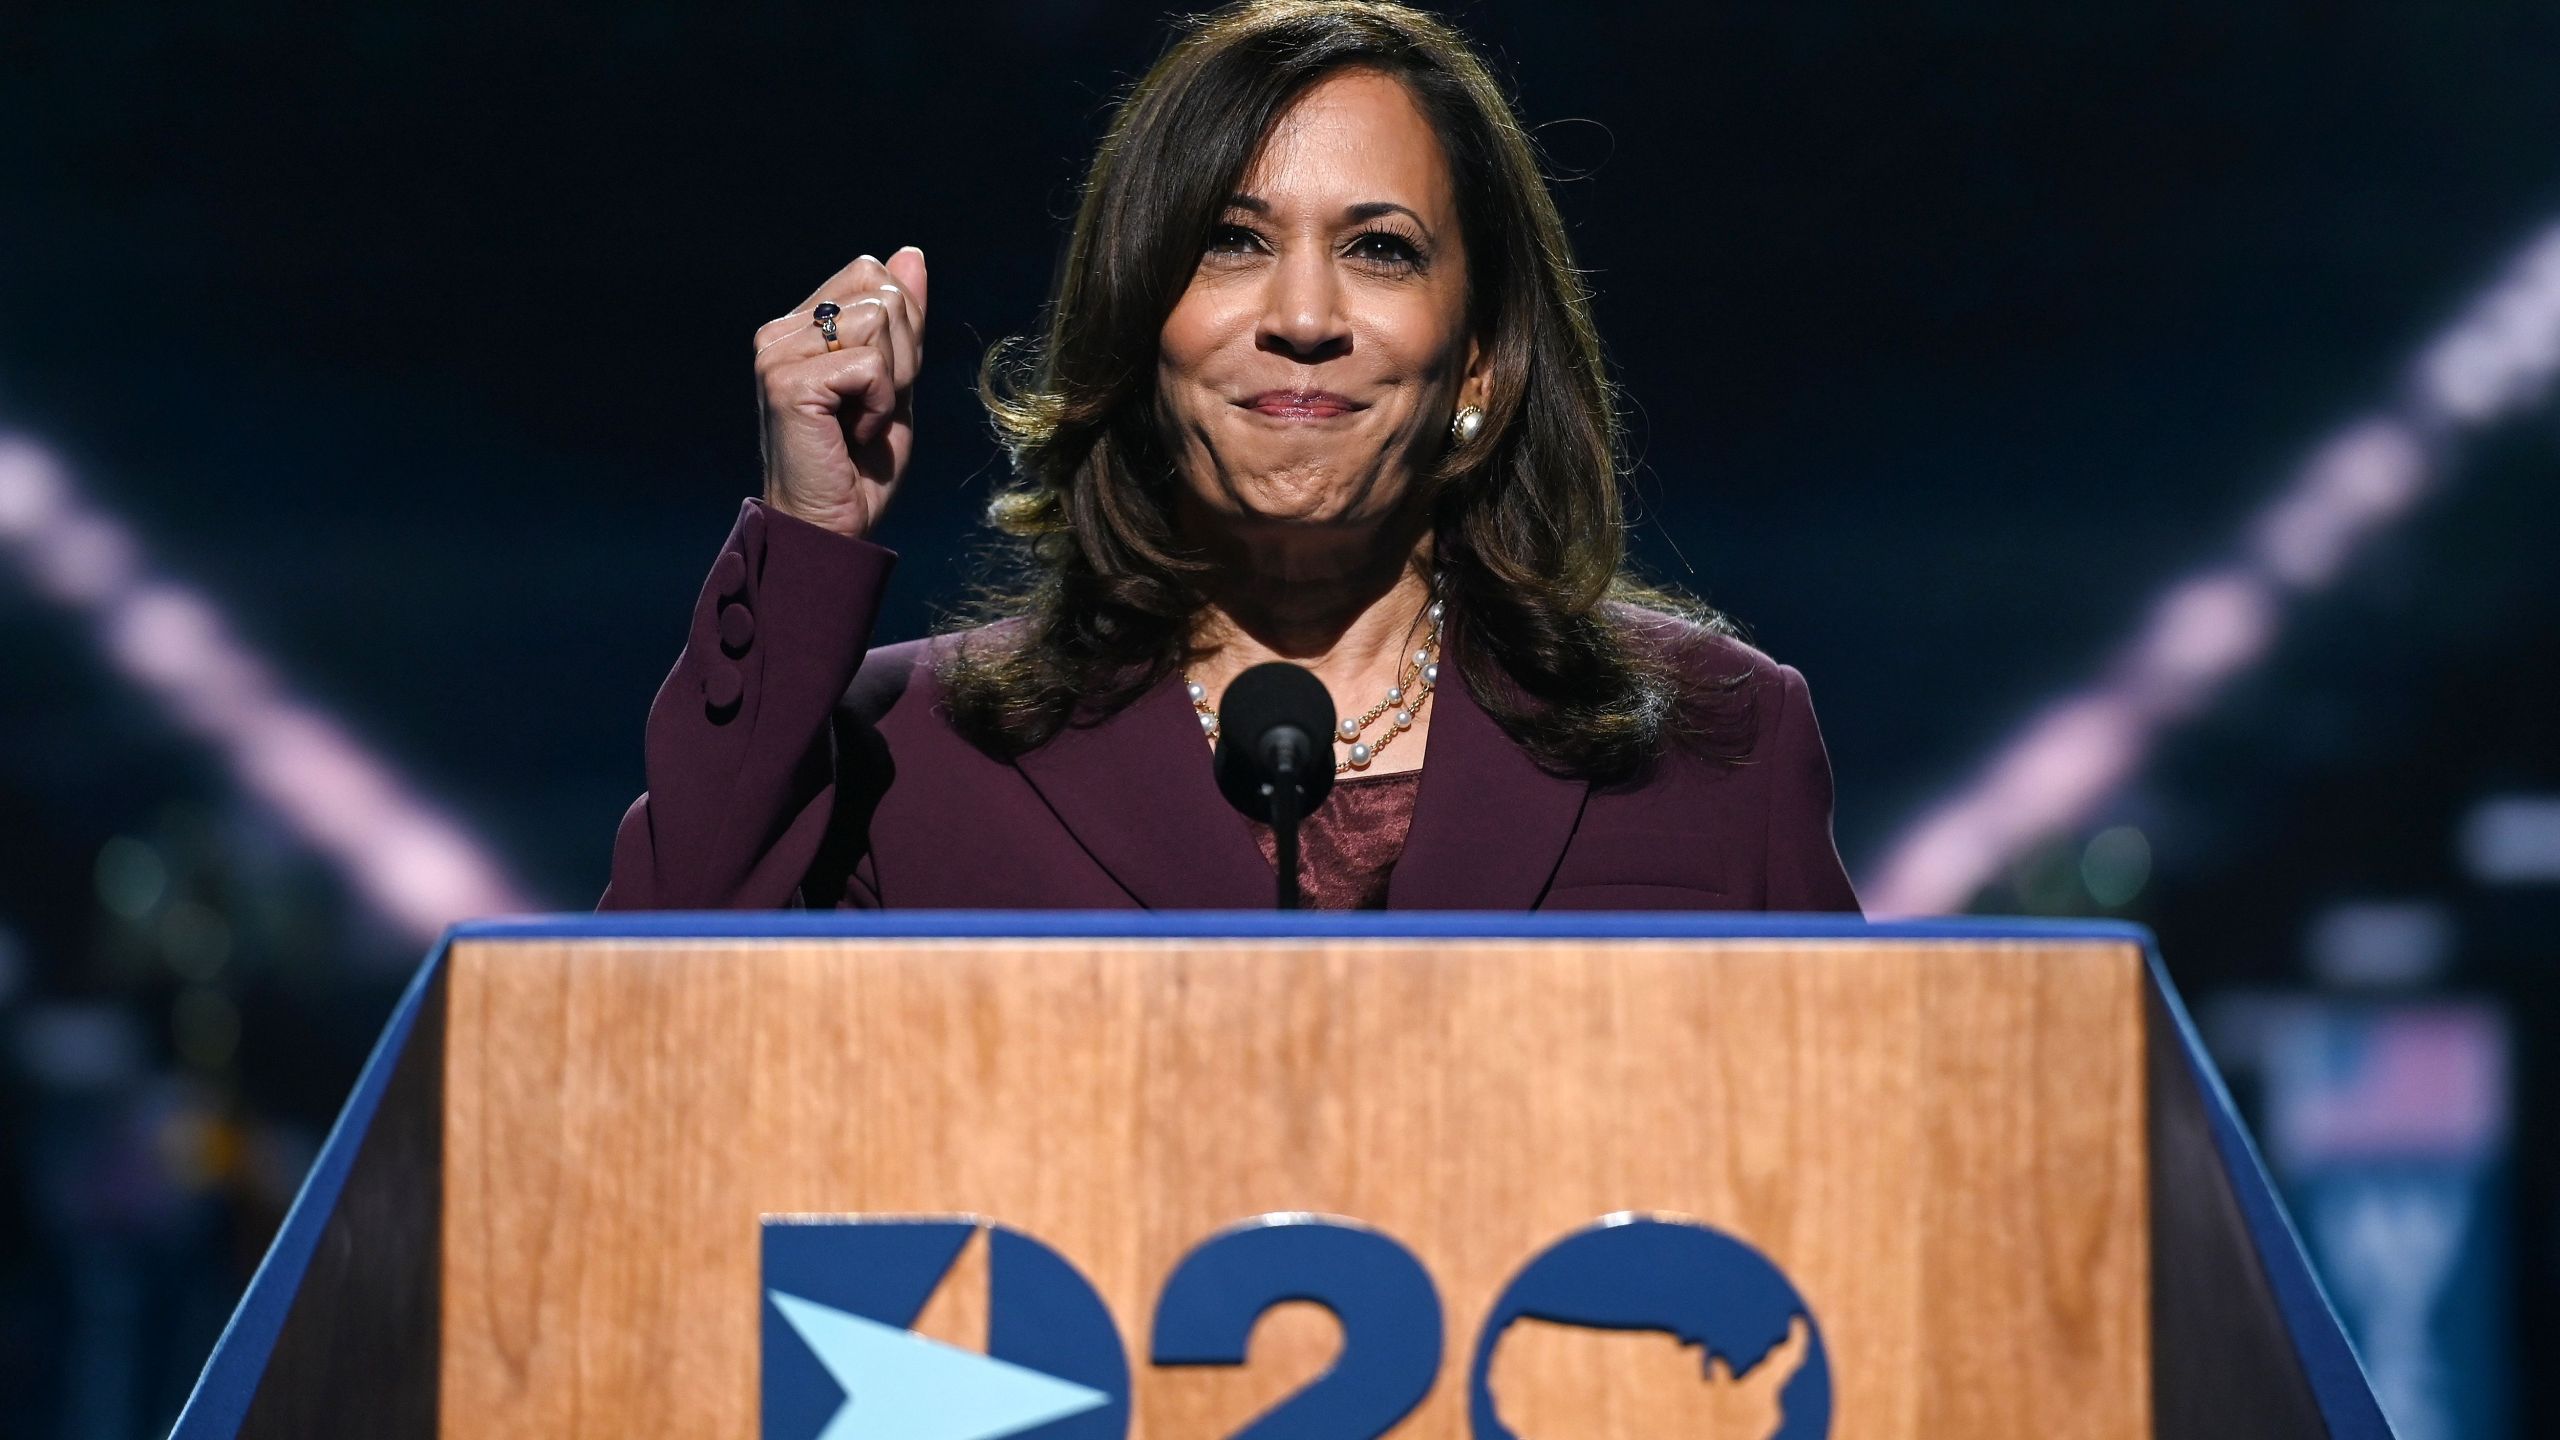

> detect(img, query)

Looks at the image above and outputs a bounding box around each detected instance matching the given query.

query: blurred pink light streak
[0,434,535,942]
[1869,222,2560,915]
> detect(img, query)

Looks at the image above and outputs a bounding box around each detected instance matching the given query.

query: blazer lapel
[1389,652,1590,910]
[1013,672,1278,909]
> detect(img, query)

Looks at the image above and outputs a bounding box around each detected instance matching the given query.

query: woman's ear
[1459,332,1493,411]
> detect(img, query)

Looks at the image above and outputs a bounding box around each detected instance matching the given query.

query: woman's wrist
[762,491,869,540]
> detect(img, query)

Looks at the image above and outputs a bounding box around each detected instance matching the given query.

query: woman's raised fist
[752,246,927,539]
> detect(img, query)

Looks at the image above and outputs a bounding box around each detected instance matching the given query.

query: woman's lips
[1246,390,1363,419]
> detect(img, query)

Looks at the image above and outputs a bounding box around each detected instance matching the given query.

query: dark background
[4,2,2555,1433]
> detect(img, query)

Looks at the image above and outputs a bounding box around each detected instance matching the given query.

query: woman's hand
[754,247,928,539]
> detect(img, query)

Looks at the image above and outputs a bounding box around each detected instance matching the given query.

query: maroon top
[601,500,1861,914]
[1248,770,1422,910]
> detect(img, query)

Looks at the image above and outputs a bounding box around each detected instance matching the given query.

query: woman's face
[1157,68,1488,537]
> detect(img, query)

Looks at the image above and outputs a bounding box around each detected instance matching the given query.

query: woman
[603,0,1859,913]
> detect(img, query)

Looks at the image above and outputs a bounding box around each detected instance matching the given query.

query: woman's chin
[1222,489,1386,531]
[1210,463,1390,523]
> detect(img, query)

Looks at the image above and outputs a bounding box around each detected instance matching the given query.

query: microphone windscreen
[1213,661,1337,821]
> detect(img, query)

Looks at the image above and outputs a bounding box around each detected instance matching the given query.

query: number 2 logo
[1151,1216,1444,1436]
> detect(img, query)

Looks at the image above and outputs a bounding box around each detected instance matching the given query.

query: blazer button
[701,661,743,714]
[717,602,755,655]
[709,550,748,599]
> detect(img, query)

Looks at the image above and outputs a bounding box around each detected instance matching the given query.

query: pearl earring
[1450,404,1485,444]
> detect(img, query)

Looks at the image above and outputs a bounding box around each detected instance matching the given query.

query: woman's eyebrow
[1225,193,1434,233]
[1346,200,1429,231]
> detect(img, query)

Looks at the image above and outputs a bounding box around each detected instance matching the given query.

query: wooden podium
[170,915,2388,1438]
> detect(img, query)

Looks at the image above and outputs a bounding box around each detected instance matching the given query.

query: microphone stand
[1268,742,1305,911]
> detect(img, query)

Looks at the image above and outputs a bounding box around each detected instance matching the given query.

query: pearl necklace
[1188,596,1445,774]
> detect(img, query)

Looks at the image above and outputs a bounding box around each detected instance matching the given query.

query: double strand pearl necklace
[1188,593,1446,774]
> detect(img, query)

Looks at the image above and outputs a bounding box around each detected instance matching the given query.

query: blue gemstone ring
[812,301,842,351]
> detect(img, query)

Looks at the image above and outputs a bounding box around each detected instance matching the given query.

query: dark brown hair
[946,0,1735,780]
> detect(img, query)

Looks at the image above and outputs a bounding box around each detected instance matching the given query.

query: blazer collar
[1387,643,1589,910]
[1012,645,1589,912]
[1012,673,1277,909]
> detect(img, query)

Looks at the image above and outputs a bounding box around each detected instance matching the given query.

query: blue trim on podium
[167,937,450,1440]
[448,910,2162,943]
[168,913,2388,1438]
[2143,946,2391,1438]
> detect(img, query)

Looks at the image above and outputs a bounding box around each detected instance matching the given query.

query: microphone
[1212,662,1337,910]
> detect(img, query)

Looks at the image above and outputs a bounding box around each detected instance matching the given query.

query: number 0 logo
[1468,1216,1830,1439]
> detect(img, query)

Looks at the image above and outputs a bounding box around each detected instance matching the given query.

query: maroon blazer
[603,500,1861,913]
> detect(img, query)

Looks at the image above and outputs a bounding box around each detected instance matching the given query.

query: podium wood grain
[439,936,2149,1437]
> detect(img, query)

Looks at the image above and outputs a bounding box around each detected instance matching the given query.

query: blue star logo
[761,1217,1129,1440]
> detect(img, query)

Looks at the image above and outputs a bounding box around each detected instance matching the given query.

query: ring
[812,301,842,352]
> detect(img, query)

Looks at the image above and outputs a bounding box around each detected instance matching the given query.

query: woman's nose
[1256,249,1351,362]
